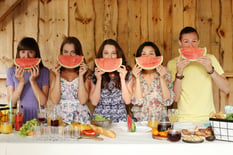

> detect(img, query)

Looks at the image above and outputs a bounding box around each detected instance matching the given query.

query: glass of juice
[37,109,47,125]
[1,121,13,134]
[167,128,181,142]
[15,112,23,131]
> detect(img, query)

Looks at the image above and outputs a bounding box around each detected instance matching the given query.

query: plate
[152,134,168,140]
[182,135,204,143]
[182,139,204,143]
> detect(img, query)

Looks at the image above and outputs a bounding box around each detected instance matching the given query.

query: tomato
[81,129,96,136]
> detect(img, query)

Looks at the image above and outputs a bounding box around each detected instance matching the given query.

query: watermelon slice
[57,55,83,69]
[95,58,122,72]
[179,47,207,61]
[14,58,41,69]
[135,56,163,70]
[127,115,136,132]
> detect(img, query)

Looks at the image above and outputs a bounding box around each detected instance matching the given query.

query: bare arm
[78,63,90,104]
[49,65,61,105]
[132,64,143,99]
[211,72,230,94]
[197,56,230,94]
[173,57,190,102]
[118,65,133,105]
[89,68,104,106]
[29,66,49,106]
[157,65,171,100]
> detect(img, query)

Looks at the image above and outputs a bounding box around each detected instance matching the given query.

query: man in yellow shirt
[167,26,230,122]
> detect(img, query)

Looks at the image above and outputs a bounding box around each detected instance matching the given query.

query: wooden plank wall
[0,0,232,113]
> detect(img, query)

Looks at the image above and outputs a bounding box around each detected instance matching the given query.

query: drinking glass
[167,109,178,128]
[38,109,47,125]
[167,128,181,142]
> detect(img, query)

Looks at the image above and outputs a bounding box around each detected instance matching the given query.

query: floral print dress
[57,77,90,124]
[91,73,132,123]
[131,72,175,121]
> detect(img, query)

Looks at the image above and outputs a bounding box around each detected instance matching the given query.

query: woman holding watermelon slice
[131,41,175,122]
[90,39,133,123]
[6,37,49,123]
[167,26,230,122]
[49,36,91,124]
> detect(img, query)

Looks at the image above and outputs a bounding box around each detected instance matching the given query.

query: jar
[1,121,13,134]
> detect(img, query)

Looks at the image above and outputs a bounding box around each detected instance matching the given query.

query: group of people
[6,26,230,125]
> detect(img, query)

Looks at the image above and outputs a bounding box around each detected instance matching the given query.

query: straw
[37,95,42,113]
[18,97,21,113]
[10,92,12,123]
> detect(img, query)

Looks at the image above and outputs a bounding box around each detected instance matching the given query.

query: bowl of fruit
[91,114,112,128]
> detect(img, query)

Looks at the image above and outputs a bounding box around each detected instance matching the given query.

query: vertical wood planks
[117,0,129,64]
[183,0,196,27]
[13,0,38,57]
[171,0,183,58]
[69,0,95,69]
[39,0,68,68]
[162,0,172,65]
[219,0,233,111]
[128,0,141,66]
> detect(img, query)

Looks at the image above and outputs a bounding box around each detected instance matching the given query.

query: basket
[209,118,233,142]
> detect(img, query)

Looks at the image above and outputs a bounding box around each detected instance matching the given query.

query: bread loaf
[90,124,116,138]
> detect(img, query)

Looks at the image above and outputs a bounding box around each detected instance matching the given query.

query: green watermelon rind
[95,58,122,72]
[127,115,136,132]
[57,55,83,69]
[14,58,41,70]
[135,56,163,70]
[178,47,207,61]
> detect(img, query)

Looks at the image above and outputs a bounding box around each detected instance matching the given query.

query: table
[0,122,232,155]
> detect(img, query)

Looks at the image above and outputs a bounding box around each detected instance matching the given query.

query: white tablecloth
[0,122,232,155]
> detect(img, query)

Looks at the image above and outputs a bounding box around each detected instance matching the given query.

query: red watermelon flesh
[95,58,122,72]
[179,47,207,61]
[14,58,41,69]
[57,55,83,69]
[127,115,136,132]
[135,56,163,70]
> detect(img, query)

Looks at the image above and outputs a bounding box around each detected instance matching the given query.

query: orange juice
[1,122,13,134]
[148,119,159,128]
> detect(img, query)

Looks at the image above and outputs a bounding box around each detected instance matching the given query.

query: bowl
[91,119,112,128]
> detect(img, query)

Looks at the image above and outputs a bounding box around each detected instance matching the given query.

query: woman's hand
[51,62,61,77]
[29,65,40,82]
[79,62,88,77]
[156,65,167,79]
[176,55,190,75]
[117,65,128,80]
[94,67,104,81]
[132,64,142,79]
[15,66,25,83]
[196,56,212,72]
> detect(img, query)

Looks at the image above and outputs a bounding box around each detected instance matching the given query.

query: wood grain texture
[39,0,68,68]
[0,0,232,110]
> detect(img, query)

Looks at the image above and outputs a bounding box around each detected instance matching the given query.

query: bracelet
[175,73,184,80]
[207,66,215,74]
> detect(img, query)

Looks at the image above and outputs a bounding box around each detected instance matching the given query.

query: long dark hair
[60,36,90,80]
[94,39,131,89]
[135,41,161,57]
[16,37,43,68]
[135,41,162,72]
[60,36,83,72]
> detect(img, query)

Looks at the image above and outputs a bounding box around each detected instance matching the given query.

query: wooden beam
[0,0,22,22]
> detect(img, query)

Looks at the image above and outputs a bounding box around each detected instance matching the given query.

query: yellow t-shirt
[167,54,224,122]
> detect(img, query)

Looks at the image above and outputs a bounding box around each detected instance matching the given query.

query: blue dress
[91,73,132,122]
